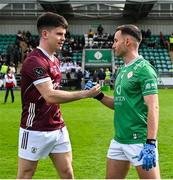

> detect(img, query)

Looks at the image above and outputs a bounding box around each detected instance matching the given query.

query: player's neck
[124,51,139,65]
[39,42,54,56]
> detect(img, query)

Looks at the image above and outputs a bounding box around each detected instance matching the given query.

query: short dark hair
[7,67,11,73]
[37,12,68,34]
[116,24,142,42]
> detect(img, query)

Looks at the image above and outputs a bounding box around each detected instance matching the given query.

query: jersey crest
[33,67,46,78]
[127,71,133,79]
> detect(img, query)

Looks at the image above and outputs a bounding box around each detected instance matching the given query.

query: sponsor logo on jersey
[145,82,157,90]
[133,133,138,139]
[145,83,151,89]
[50,65,59,75]
[151,83,157,88]
[115,96,125,102]
[116,85,121,95]
[115,85,126,104]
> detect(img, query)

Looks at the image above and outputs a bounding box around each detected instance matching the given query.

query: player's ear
[42,30,49,39]
[125,36,131,47]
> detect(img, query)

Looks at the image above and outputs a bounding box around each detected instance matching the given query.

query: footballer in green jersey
[114,56,158,144]
[86,24,160,178]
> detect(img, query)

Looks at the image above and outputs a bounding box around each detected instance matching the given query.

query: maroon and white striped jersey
[20,48,65,131]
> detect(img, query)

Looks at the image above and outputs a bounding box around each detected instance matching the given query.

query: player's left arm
[144,93,159,139]
[138,65,159,170]
[138,93,159,170]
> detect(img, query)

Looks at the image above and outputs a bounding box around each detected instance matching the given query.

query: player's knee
[17,168,35,179]
[59,166,74,179]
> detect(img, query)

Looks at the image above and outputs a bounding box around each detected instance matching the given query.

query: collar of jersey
[124,55,142,67]
[37,46,54,62]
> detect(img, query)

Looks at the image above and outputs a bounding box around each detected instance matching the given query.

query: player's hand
[84,80,97,90]
[138,143,156,171]
[84,80,104,99]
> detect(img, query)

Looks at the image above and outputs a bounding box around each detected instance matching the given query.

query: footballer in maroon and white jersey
[20,48,65,131]
[17,12,101,179]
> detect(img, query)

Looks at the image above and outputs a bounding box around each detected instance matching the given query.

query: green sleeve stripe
[143,90,158,96]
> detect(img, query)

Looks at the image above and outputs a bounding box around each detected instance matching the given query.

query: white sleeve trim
[33,77,51,85]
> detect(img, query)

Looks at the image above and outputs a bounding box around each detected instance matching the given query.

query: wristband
[146,139,156,146]
[94,92,104,101]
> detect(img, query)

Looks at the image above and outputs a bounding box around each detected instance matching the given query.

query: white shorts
[107,139,159,166]
[18,126,72,161]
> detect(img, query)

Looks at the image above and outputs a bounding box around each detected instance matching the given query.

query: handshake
[84,80,104,101]
[84,80,97,90]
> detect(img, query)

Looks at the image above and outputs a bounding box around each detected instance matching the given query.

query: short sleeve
[138,65,158,96]
[22,56,51,85]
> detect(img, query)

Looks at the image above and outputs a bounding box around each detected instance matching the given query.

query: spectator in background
[141,29,147,46]
[6,44,13,66]
[98,68,106,87]
[0,74,3,90]
[141,29,146,38]
[78,42,83,50]
[0,63,8,77]
[30,35,39,49]
[24,45,33,59]
[65,30,71,39]
[88,29,94,38]
[108,33,113,41]
[92,70,98,82]
[76,68,83,90]
[20,38,28,62]
[16,30,24,41]
[10,63,16,74]
[84,69,90,81]
[66,67,72,89]
[25,31,32,46]
[146,28,151,38]
[97,24,104,36]
[22,30,26,40]
[159,32,165,48]
[169,33,173,51]
[110,72,114,90]
[0,54,3,69]
[13,44,21,72]
[93,33,98,41]
[3,67,16,103]
[105,68,111,85]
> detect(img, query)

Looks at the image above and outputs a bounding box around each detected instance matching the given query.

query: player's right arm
[22,55,101,104]
[35,80,101,104]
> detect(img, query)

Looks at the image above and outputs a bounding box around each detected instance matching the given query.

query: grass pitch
[0,89,173,178]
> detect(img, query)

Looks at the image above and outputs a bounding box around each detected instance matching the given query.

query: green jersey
[114,56,158,144]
